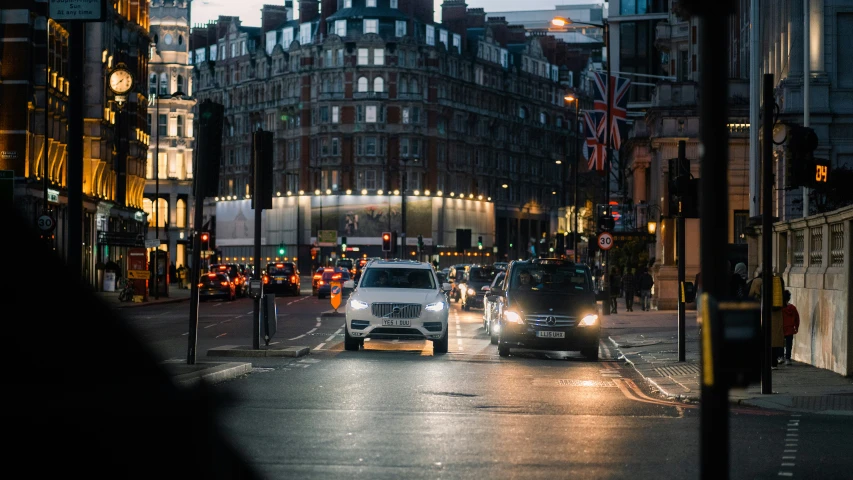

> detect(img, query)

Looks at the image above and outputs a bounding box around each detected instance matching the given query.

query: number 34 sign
[597,232,614,251]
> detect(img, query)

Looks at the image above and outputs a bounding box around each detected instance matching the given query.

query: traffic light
[381,232,392,252]
[251,129,274,210]
[477,236,483,250]
[200,232,210,244]
[341,236,347,252]
[598,215,615,232]
[196,100,224,198]
[668,156,691,216]
[278,243,285,256]
[417,234,424,252]
[786,125,819,189]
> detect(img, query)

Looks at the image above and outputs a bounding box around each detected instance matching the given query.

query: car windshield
[361,268,435,289]
[466,267,496,284]
[491,272,506,289]
[510,264,592,293]
[268,264,294,275]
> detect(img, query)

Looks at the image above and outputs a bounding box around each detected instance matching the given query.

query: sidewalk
[603,299,853,415]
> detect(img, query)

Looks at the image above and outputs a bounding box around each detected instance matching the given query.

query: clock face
[109,69,133,94]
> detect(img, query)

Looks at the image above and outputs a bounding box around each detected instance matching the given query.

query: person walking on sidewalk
[781,290,800,366]
[637,268,654,311]
[622,268,636,312]
[609,267,622,314]
[748,266,786,367]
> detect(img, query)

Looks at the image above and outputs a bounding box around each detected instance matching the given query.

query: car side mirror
[441,283,452,292]
[343,280,355,289]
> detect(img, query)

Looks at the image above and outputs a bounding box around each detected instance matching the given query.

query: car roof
[364,259,432,269]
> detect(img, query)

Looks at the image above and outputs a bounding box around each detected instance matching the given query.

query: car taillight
[291,275,297,283]
[263,277,269,284]
[319,280,324,285]
[221,281,229,286]
[313,274,321,280]
[197,282,203,287]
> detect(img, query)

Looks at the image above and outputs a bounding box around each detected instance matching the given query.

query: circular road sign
[598,232,614,251]
[37,214,56,233]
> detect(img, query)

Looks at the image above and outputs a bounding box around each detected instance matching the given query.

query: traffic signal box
[668,157,700,218]
[196,100,224,198]
[786,125,829,190]
[251,129,274,210]
[381,232,392,252]
[341,236,347,252]
[417,234,424,252]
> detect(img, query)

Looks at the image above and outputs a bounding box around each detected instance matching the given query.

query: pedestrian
[749,267,786,367]
[622,268,636,312]
[637,268,654,311]
[609,267,622,314]
[781,290,800,366]
[694,270,702,316]
[731,261,748,299]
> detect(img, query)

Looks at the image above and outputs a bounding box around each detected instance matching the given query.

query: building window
[344,0,352,7]
[358,76,369,92]
[364,19,378,34]
[395,20,406,37]
[366,0,376,6]
[332,106,340,123]
[426,25,435,46]
[366,105,377,123]
[373,76,384,93]
[374,48,385,65]
[159,73,168,95]
[335,20,346,37]
[839,14,853,88]
[176,116,184,137]
[439,29,448,47]
[733,210,749,244]
[390,0,398,7]
[158,114,167,136]
[149,74,157,94]
[410,78,418,94]
[331,137,340,156]
[358,48,369,65]
[357,170,377,190]
[453,34,461,53]
[300,23,312,44]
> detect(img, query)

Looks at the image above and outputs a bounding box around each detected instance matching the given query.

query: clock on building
[108,63,134,95]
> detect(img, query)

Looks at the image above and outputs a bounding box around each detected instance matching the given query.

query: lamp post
[563,94,581,262]
[553,15,610,312]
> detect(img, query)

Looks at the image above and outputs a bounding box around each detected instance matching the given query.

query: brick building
[189,0,590,268]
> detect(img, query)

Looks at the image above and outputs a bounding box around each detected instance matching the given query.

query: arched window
[357,76,368,92]
[159,73,168,95]
[373,76,384,93]
[176,75,184,94]
[149,73,157,95]
[178,35,184,45]
[176,198,187,228]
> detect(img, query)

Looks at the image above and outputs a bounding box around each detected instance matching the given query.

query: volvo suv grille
[371,303,422,319]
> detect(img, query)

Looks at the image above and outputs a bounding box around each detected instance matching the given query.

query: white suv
[343,260,452,354]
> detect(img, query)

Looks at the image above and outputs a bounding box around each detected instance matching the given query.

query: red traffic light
[200,232,210,242]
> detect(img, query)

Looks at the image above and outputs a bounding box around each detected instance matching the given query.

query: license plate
[276,279,283,284]
[536,331,565,338]
[383,319,411,326]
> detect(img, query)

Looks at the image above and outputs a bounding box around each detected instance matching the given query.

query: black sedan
[198,272,236,302]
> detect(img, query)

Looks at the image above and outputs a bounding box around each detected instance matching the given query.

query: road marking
[778,472,793,477]
[289,334,306,340]
[777,414,800,477]
[315,343,326,350]
[306,328,318,334]
[215,333,228,338]
[316,321,322,327]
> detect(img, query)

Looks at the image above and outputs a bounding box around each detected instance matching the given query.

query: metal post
[602,20,612,316]
[697,9,732,480]
[762,73,774,394]
[187,122,204,365]
[677,140,686,362]
[154,93,160,299]
[400,158,407,259]
[44,20,51,215]
[573,101,580,263]
[252,131,264,350]
[67,21,84,279]
[803,0,810,217]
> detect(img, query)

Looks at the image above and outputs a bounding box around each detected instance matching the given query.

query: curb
[171,361,253,387]
[207,345,311,358]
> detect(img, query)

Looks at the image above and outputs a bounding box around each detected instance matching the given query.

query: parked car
[263,262,300,296]
[317,268,352,299]
[483,271,506,344]
[343,259,452,353]
[495,258,599,360]
[458,265,497,311]
[198,272,236,302]
[209,263,248,297]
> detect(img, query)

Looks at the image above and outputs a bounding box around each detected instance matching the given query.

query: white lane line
[781,463,795,467]
[316,321,322,327]
[325,334,337,341]
[306,328,318,334]
[315,343,326,350]
[215,333,228,338]
[289,334,306,340]
[778,472,793,477]
[203,323,218,328]
[778,414,800,477]
[782,456,795,460]
[784,450,797,453]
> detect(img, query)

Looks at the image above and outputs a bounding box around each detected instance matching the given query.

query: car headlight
[504,310,524,324]
[467,288,476,295]
[350,299,369,310]
[425,301,446,312]
[579,314,598,326]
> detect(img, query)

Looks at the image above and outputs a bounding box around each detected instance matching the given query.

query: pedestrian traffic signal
[341,236,347,251]
[381,232,392,252]
[196,100,224,198]
[785,125,818,189]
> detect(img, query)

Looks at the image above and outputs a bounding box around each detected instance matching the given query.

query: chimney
[299,0,319,23]
[486,16,509,45]
[466,8,485,28]
[441,0,467,45]
[507,25,527,44]
[261,4,289,33]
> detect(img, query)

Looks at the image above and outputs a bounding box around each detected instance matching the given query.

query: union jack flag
[583,110,607,172]
[592,72,632,150]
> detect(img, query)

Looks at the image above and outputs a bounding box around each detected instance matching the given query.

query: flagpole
[602,19,612,317]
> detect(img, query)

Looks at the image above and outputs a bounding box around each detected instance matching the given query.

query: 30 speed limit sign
[597,232,614,251]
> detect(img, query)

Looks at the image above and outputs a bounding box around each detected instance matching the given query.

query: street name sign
[50,0,106,21]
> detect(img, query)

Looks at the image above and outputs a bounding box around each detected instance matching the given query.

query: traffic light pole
[677,140,686,362]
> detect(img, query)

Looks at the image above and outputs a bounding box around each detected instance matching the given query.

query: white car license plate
[383,319,411,327]
[536,331,565,338]
[276,279,283,284]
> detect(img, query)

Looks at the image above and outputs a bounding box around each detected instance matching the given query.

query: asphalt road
[121,290,853,479]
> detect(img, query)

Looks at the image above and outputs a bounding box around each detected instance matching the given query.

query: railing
[794,230,805,267]
[831,223,844,267]
[810,226,823,267]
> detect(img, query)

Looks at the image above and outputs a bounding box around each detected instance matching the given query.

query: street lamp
[563,94,581,262]
[553,14,611,312]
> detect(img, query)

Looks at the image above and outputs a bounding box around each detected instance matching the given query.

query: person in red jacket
[781,290,800,366]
